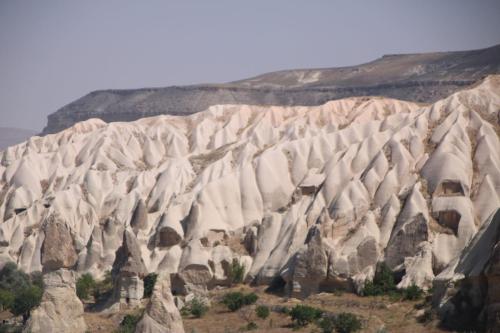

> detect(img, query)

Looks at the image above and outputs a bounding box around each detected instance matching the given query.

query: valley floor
[81,285,447,333]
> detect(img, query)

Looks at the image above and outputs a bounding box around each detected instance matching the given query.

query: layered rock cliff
[41,44,500,134]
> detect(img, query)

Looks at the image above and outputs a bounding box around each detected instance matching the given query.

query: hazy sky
[1,1,500,132]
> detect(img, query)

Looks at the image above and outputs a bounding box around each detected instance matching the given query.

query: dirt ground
[182,285,445,333]
[76,285,448,333]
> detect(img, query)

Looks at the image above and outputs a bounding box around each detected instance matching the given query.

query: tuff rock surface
[23,269,86,333]
[110,230,147,307]
[433,208,500,331]
[0,76,499,305]
[135,274,185,333]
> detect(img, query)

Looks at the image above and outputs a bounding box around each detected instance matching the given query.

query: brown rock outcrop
[41,215,78,271]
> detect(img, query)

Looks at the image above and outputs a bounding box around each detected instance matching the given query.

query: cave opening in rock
[438,180,465,196]
[158,227,181,247]
[438,210,461,235]
[393,269,406,285]
[14,207,27,215]
[265,276,286,295]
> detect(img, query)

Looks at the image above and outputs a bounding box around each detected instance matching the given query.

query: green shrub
[333,312,362,333]
[362,281,383,296]
[317,316,335,333]
[243,292,258,305]
[76,273,96,300]
[0,262,31,292]
[228,259,245,285]
[244,321,258,330]
[143,273,157,298]
[30,271,44,290]
[11,285,43,322]
[388,290,402,302]
[277,306,290,314]
[402,284,423,300]
[289,304,322,327]
[0,262,44,322]
[182,297,209,318]
[362,263,396,296]
[118,314,141,333]
[255,305,270,319]
[0,289,14,311]
[222,292,258,312]
[190,298,209,318]
[92,271,114,303]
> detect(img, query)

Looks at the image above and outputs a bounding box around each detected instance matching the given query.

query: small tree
[228,259,245,285]
[0,262,31,292]
[182,297,209,318]
[255,305,270,319]
[143,273,158,298]
[222,292,246,312]
[317,316,335,333]
[243,293,258,305]
[76,273,96,300]
[333,312,362,333]
[92,270,114,302]
[402,284,423,300]
[289,305,322,327]
[190,298,209,318]
[30,271,44,289]
[362,263,396,296]
[222,292,258,312]
[118,314,141,333]
[0,289,14,311]
[11,285,43,323]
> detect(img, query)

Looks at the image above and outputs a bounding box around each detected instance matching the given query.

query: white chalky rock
[0,75,498,298]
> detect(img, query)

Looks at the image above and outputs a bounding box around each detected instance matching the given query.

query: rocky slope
[1,75,499,329]
[42,44,500,134]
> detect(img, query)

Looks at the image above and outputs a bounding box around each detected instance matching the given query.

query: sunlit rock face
[0,76,499,300]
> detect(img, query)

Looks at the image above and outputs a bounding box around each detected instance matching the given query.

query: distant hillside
[42,44,500,134]
[0,127,36,150]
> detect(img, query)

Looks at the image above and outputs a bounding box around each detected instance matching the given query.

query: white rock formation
[23,269,86,333]
[0,75,499,298]
[135,273,185,333]
[433,208,500,331]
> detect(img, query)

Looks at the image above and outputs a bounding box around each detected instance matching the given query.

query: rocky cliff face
[433,209,500,332]
[1,75,499,309]
[41,44,500,134]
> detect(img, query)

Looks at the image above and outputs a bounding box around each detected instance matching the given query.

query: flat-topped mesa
[41,44,500,134]
[0,76,499,316]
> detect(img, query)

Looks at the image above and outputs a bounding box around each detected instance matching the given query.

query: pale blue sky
[1,0,499,131]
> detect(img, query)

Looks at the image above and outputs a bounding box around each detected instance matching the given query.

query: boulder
[283,228,329,298]
[135,274,185,333]
[41,215,78,271]
[173,240,213,295]
[24,269,86,333]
